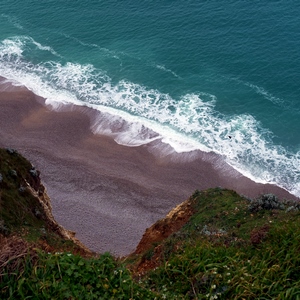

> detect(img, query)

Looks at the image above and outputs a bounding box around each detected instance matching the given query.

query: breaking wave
[0,35,299,196]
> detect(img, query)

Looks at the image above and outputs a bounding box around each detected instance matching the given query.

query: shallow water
[0,1,299,196]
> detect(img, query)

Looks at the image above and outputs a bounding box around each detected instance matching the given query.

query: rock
[0,220,10,236]
[9,169,17,178]
[134,198,194,254]
[29,168,38,178]
[6,148,17,155]
[33,208,42,219]
[18,186,26,193]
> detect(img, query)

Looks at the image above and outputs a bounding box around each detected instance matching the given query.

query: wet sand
[0,77,297,256]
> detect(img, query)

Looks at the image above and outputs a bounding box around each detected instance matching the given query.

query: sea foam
[0,36,299,197]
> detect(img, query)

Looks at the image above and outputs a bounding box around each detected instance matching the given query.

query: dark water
[0,1,299,196]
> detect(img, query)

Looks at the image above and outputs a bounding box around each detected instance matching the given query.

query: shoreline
[0,77,298,255]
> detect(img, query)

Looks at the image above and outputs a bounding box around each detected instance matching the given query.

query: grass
[0,148,46,234]
[0,251,155,299]
[1,148,300,299]
[128,188,300,299]
[0,148,85,254]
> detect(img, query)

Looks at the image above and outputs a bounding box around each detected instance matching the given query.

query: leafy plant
[1,251,155,299]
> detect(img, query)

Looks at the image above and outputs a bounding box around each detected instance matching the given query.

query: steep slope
[0,148,91,256]
[127,188,300,299]
[0,148,155,299]
[1,147,300,299]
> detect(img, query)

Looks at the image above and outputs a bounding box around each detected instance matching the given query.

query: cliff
[1,148,300,299]
[126,188,300,299]
[0,148,91,257]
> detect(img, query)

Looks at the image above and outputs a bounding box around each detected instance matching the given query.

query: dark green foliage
[0,252,155,299]
[136,189,300,299]
[1,147,300,299]
[0,148,46,235]
[0,148,86,253]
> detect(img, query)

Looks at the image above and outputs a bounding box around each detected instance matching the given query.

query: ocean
[0,1,299,197]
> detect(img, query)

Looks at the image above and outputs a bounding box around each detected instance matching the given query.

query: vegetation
[132,189,300,299]
[0,251,154,299]
[0,148,83,253]
[1,148,300,299]
[0,147,45,235]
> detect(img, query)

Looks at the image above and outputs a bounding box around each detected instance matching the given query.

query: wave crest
[0,35,299,196]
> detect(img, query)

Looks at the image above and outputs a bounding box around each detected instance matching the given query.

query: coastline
[0,77,298,255]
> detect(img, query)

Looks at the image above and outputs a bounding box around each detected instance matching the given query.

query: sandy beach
[0,77,297,256]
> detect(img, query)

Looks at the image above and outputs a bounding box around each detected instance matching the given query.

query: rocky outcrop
[24,178,91,254]
[0,148,91,256]
[134,197,194,255]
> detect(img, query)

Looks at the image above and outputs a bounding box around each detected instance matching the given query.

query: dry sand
[0,77,297,256]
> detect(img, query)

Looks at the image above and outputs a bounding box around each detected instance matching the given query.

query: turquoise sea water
[0,1,299,196]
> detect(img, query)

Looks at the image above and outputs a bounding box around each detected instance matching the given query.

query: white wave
[0,37,24,57]
[31,39,61,57]
[0,36,299,196]
[90,111,161,146]
[0,36,60,59]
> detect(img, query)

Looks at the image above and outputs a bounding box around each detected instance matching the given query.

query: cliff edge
[2,148,300,299]
[0,148,91,258]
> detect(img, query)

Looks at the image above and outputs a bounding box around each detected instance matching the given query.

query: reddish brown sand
[0,77,297,256]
